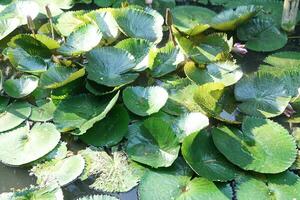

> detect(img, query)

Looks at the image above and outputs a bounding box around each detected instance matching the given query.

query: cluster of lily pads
[0,0,300,199]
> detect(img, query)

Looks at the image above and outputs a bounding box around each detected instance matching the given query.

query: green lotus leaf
[33,34,60,50]
[236,171,300,200]
[176,33,232,64]
[86,46,138,87]
[86,9,120,44]
[77,195,118,200]
[30,99,56,122]
[4,75,38,98]
[8,34,52,58]
[211,5,259,31]
[53,92,119,133]
[0,184,63,200]
[79,147,142,192]
[7,47,47,73]
[212,117,297,173]
[139,170,232,200]
[55,10,87,36]
[149,42,185,77]
[39,66,85,89]
[0,101,31,132]
[58,24,102,56]
[194,82,242,123]
[115,38,152,71]
[0,123,61,166]
[182,130,241,181]
[264,51,300,68]
[123,86,168,116]
[234,72,291,118]
[129,0,176,15]
[112,7,163,43]
[94,0,114,7]
[79,105,129,147]
[35,142,68,163]
[31,155,85,186]
[34,0,74,16]
[171,5,216,35]
[0,1,39,41]
[237,18,287,52]
[175,112,209,142]
[185,61,243,86]
[126,117,180,168]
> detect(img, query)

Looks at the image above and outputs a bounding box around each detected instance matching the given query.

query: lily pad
[211,5,259,31]
[4,75,39,98]
[234,72,291,118]
[149,42,185,77]
[182,130,240,181]
[115,38,152,71]
[139,170,232,200]
[237,18,287,52]
[0,96,9,112]
[29,99,56,122]
[0,184,63,200]
[86,46,138,87]
[0,101,31,132]
[184,61,243,86]
[263,51,300,68]
[79,105,129,147]
[0,123,61,166]
[122,86,168,116]
[171,5,216,35]
[39,66,85,89]
[236,171,300,200]
[58,24,102,56]
[31,155,85,186]
[79,147,142,193]
[126,117,180,168]
[112,7,163,43]
[212,117,297,173]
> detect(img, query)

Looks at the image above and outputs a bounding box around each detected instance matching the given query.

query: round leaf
[29,99,56,122]
[0,101,31,132]
[212,117,297,173]
[0,123,61,166]
[123,86,168,116]
[4,75,39,98]
[182,130,241,181]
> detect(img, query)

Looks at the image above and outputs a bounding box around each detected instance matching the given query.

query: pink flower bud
[232,43,248,55]
[145,0,152,4]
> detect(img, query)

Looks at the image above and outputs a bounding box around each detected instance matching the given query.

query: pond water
[1,1,300,200]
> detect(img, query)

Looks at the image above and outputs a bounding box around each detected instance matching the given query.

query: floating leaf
[0,96,9,112]
[211,5,259,31]
[184,61,243,86]
[264,51,300,68]
[237,18,287,52]
[182,130,240,181]
[236,171,300,200]
[123,86,168,116]
[4,75,38,98]
[53,92,118,133]
[139,170,232,200]
[115,38,152,71]
[58,24,102,56]
[112,7,163,43]
[0,184,63,200]
[149,42,185,77]
[30,99,56,122]
[39,66,85,89]
[234,72,291,118]
[0,123,61,166]
[79,105,129,147]
[34,0,74,16]
[31,155,85,186]
[79,147,142,193]
[86,46,138,87]
[0,101,31,132]
[126,117,180,168]
[176,33,232,64]
[171,5,216,35]
[212,117,297,173]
